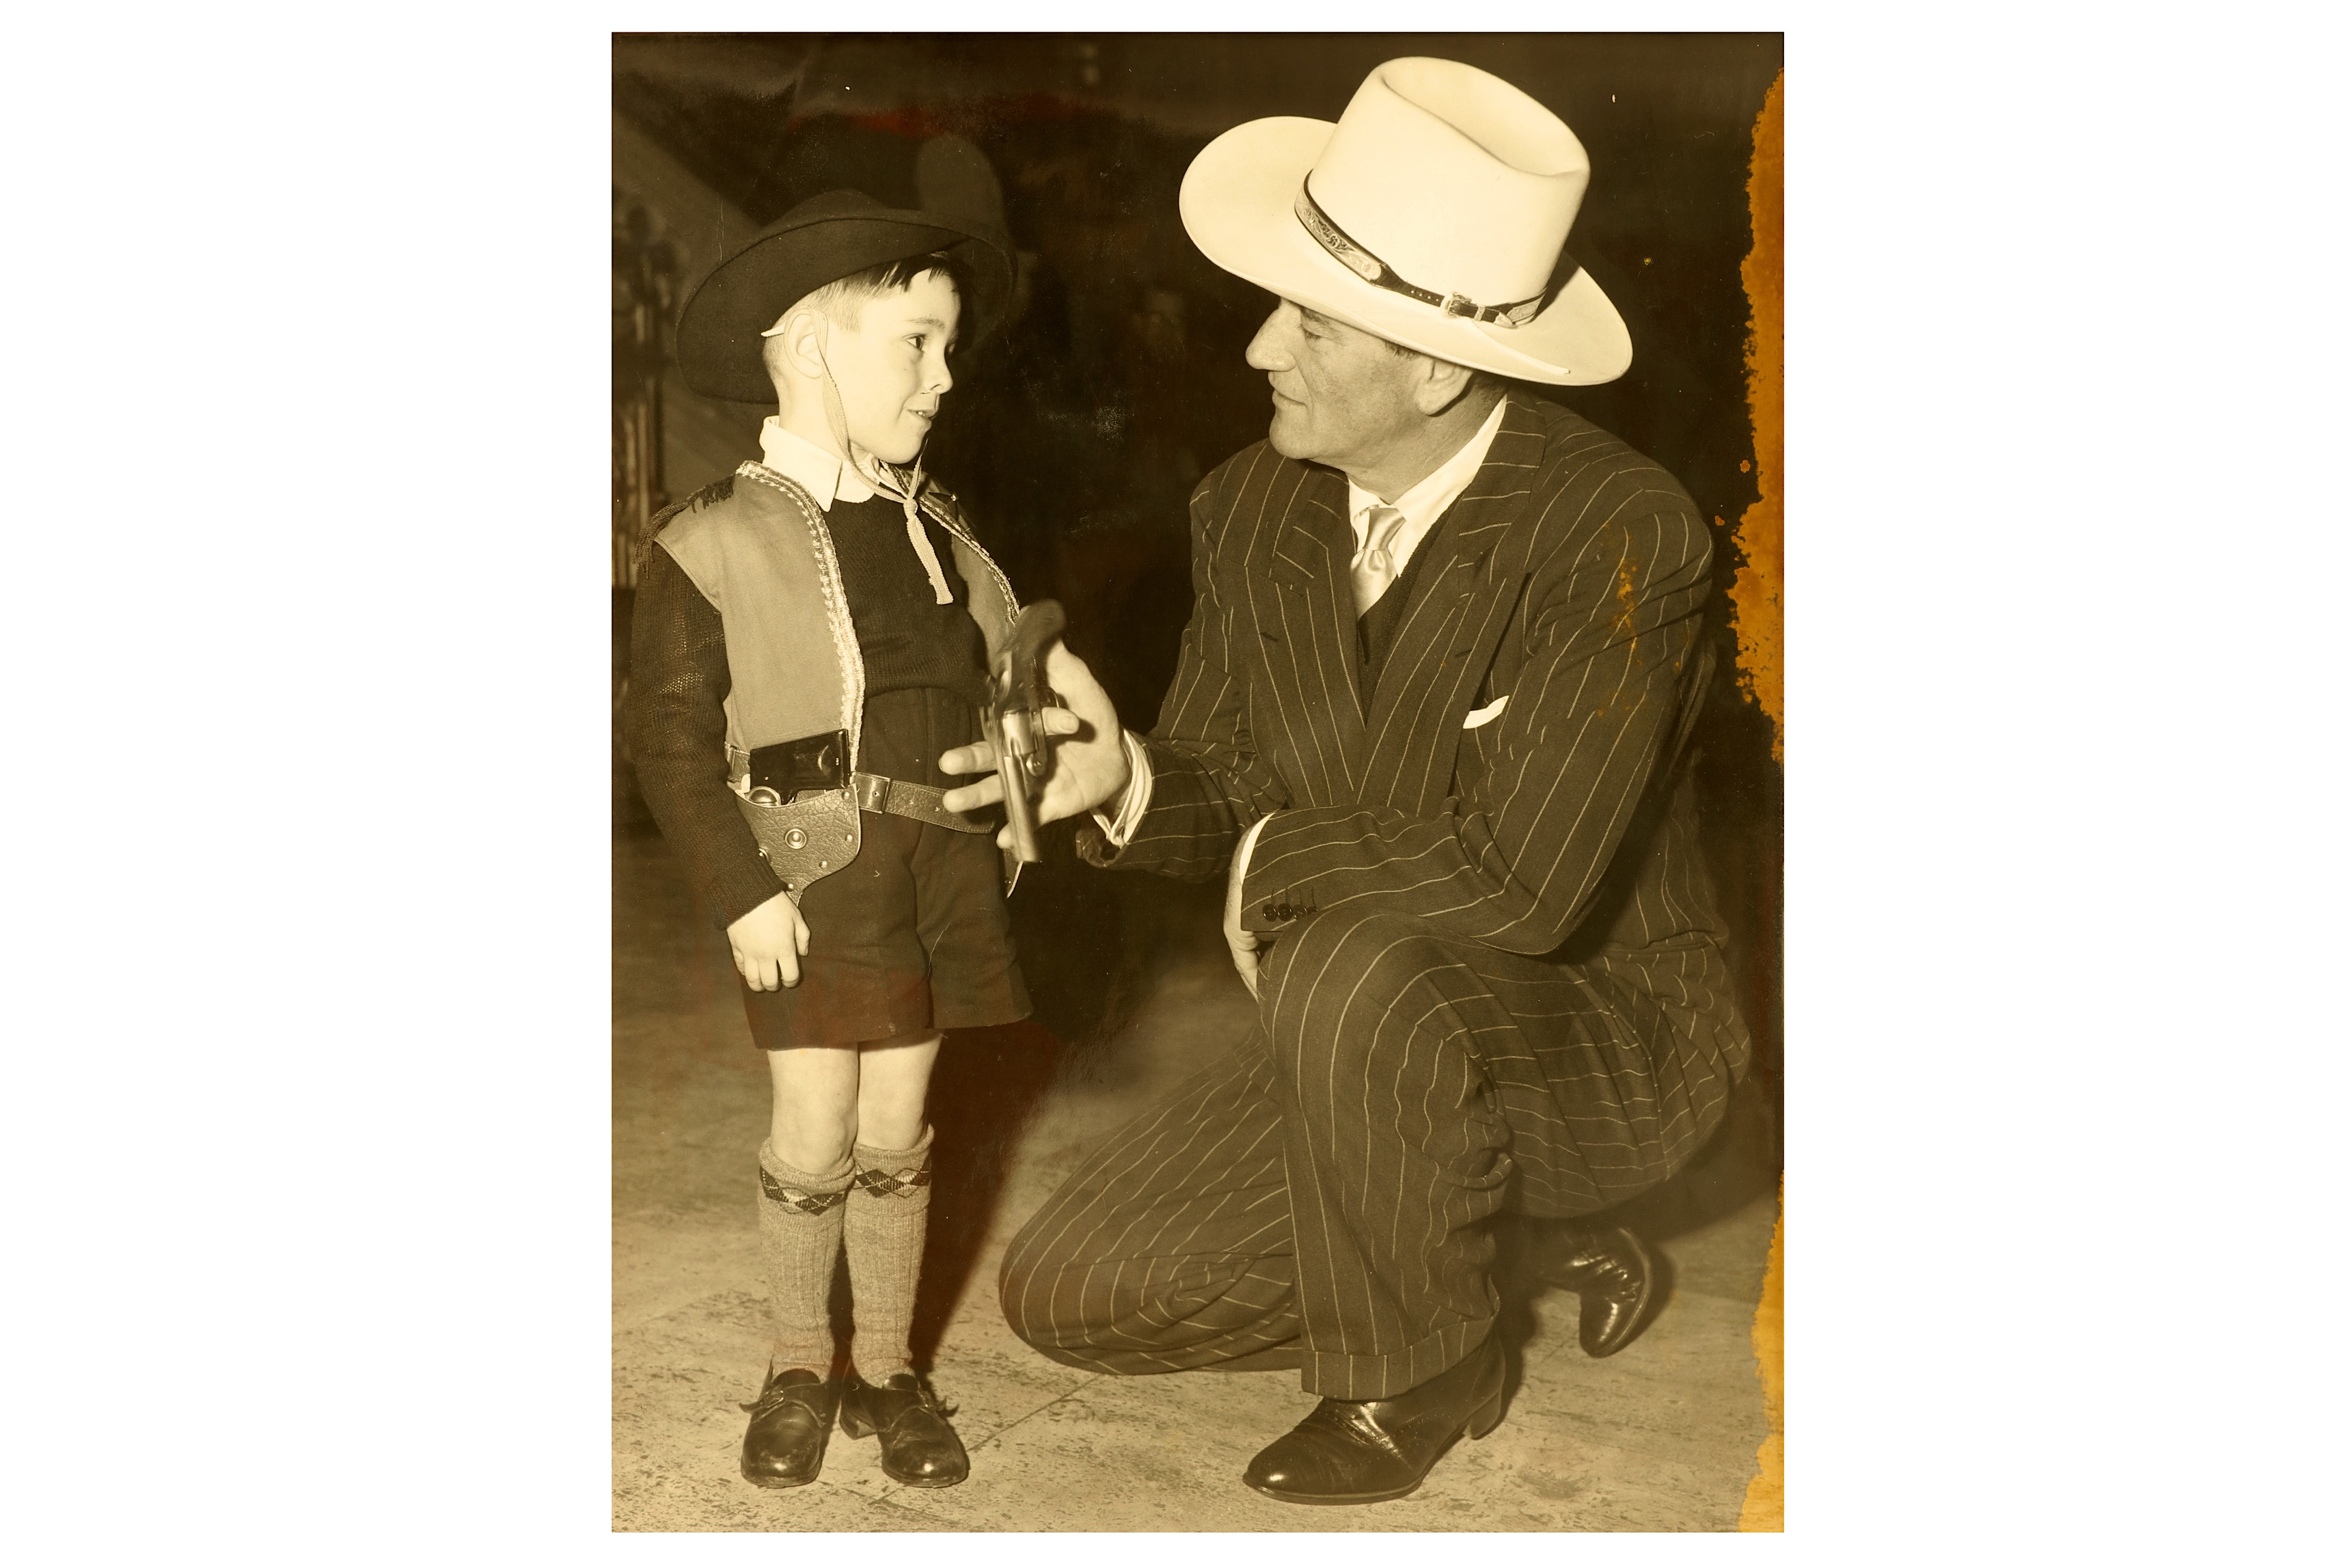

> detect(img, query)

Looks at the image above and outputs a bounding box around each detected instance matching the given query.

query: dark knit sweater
[820,494,989,709]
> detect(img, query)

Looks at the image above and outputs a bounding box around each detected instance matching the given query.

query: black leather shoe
[1242,1335,1506,1505]
[838,1370,969,1488]
[1528,1222,1657,1358]
[739,1367,840,1488]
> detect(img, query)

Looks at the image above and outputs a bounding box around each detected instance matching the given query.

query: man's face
[1244,299,1421,474]
[826,270,961,466]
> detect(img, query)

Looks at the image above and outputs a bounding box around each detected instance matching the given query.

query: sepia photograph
[611,31,1784,1532]
[18,11,2343,1559]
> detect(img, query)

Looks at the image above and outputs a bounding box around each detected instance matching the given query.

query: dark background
[613,33,1783,1233]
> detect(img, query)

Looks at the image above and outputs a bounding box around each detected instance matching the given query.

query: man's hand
[940,638,1133,848]
[1222,845,1264,1001]
[727,890,810,991]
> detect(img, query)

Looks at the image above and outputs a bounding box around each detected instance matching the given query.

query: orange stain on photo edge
[1733,69,1786,1534]
[1731,70,1785,767]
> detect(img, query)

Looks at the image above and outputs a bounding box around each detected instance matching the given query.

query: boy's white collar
[758,418,878,509]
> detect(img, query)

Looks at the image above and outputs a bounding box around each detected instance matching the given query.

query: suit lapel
[1361,394,1548,814]
[1252,462,1366,804]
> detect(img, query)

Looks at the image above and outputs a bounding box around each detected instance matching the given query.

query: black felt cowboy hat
[674,189,1014,403]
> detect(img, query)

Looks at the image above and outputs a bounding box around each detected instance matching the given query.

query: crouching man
[945,58,1752,1505]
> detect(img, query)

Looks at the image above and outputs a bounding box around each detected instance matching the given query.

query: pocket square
[1463,696,1509,730]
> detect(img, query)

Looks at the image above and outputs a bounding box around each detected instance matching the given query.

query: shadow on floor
[908,1018,1067,1370]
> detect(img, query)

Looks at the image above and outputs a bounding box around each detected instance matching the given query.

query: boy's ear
[769,306,831,383]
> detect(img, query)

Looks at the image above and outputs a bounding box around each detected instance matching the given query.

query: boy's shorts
[739,688,1030,1050]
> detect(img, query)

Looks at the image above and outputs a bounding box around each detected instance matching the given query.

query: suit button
[1260,902,1279,920]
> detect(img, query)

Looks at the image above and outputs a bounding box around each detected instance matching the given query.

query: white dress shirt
[1341,394,1508,611]
[1094,396,1509,856]
[759,417,877,507]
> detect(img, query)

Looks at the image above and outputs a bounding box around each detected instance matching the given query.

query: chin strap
[812,325,955,606]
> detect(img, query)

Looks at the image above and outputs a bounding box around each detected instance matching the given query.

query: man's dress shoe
[838,1370,970,1488]
[1529,1222,1657,1358]
[739,1367,839,1488]
[1242,1335,1506,1505]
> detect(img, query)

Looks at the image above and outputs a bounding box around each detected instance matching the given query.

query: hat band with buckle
[1292,179,1554,329]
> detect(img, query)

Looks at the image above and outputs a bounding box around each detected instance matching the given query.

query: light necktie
[1351,504,1409,615]
[863,459,956,606]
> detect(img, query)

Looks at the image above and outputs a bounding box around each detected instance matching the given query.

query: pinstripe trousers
[999,906,1741,1401]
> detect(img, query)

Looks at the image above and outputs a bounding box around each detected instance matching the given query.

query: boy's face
[828,270,961,466]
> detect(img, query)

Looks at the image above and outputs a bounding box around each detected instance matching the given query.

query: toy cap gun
[986,599,1066,865]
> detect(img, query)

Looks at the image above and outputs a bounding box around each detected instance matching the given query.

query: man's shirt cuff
[1232,811,1274,896]
[1089,729,1155,847]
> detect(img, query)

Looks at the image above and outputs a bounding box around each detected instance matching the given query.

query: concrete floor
[614,825,1780,1532]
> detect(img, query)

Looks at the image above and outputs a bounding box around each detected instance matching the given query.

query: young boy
[627,190,1029,1490]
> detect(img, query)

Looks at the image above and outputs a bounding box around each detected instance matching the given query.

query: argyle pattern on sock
[844,1125,934,1377]
[757,1139,854,1373]
[850,1164,932,1199]
[763,1166,849,1213]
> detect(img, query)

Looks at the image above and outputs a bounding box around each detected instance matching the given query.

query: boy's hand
[939,639,1132,842]
[727,890,810,991]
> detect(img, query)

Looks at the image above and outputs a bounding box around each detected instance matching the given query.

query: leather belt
[851,771,990,834]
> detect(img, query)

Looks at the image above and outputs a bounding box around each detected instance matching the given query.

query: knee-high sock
[844,1125,933,1377]
[757,1140,853,1375]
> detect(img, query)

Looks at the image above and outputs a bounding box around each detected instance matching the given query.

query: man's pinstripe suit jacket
[1081,389,1750,1191]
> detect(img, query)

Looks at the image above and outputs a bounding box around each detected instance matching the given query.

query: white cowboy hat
[1179,57,1630,386]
